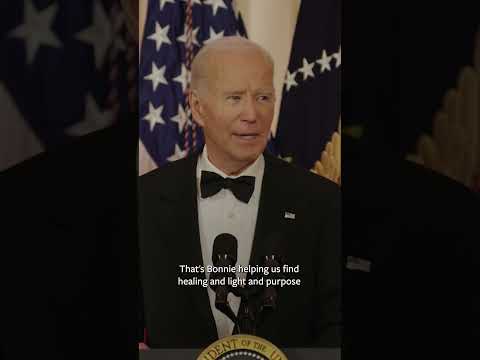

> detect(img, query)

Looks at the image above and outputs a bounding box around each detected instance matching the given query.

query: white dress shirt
[196,146,265,339]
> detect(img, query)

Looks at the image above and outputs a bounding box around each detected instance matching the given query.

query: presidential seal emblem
[197,334,287,360]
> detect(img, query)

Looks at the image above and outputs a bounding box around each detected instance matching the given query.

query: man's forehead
[207,52,273,80]
[209,69,274,93]
[190,36,275,94]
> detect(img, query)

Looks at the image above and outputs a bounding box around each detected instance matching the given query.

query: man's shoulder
[265,153,340,200]
[138,154,197,204]
[139,154,196,187]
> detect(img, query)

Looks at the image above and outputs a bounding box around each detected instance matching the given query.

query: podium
[140,348,340,360]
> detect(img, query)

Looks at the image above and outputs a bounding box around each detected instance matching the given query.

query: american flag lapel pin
[284,211,296,219]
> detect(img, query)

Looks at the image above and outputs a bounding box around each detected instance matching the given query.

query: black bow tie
[200,171,255,203]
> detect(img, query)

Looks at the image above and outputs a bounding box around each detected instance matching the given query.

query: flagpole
[184,0,194,155]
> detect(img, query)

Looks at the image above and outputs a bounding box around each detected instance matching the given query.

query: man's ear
[189,90,205,127]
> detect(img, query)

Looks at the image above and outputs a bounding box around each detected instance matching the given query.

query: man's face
[191,50,275,174]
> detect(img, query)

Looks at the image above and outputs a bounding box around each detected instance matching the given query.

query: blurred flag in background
[274,0,341,176]
[139,0,247,175]
[0,0,135,172]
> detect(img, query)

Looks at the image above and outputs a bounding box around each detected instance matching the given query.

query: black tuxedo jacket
[139,152,341,349]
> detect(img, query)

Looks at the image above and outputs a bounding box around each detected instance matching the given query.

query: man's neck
[203,146,258,176]
[207,154,255,176]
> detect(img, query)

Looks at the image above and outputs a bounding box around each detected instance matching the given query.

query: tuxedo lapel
[166,154,217,336]
[249,154,290,266]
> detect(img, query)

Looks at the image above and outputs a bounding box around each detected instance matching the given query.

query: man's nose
[241,96,257,123]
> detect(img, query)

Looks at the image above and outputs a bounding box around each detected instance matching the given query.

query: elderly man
[139,36,340,349]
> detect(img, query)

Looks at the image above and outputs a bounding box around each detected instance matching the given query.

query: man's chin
[232,150,263,166]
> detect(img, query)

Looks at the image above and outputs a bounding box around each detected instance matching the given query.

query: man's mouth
[233,133,260,141]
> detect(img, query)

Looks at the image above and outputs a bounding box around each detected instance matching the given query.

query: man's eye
[227,95,241,101]
[257,95,271,102]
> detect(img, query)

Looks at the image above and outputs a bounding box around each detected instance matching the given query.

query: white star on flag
[171,104,189,132]
[298,58,315,80]
[173,64,189,94]
[143,102,165,131]
[159,0,175,11]
[278,155,293,163]
[9,0,61,65]
[144,62,168,92]
[204,0,228,16]
[316,50,332,73]
[332,46,341,68]
[285,70,298,92]
[75,1,113,69]
[147,22,171,51]
[65,94,113,136]
[168,144,187,162]
[204,27,225,44]
[176,25,200,47]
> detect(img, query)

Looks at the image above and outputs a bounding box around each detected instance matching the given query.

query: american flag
[0,0,135,172]
[274,0,341,170]
[139,0,247,175]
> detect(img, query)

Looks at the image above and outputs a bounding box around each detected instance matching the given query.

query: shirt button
[228,212,235,219]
